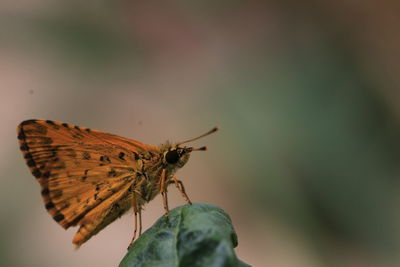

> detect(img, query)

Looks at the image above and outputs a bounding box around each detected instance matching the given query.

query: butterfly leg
[172,176,192,204]
[128,193,139,249]
[160,169,169,215]
[138,206,142,236]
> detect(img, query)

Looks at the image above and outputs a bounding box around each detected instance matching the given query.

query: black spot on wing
[82,152,91,160]
[53,213,65,222]
[32,169,42,178]
[20,119,37,126]
[41,188,50,196]
[24,152,33,160]
[45,201,55,210]
[108,168,117,177]
[17,131,26,140]
[100,155,111,163]
[20,143,29,151]
[27,159,36,167]
[46,120,60,130]
[80,169,89,181]
[118,152,126,161]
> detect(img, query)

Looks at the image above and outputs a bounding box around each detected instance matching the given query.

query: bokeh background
[1,1,400,266]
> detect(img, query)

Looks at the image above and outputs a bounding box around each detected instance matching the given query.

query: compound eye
[165,150,180,164]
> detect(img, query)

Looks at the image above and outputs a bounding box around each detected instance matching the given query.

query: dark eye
[165,150,180,164]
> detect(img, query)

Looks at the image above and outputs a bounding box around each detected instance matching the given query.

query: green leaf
[119,203,250,267]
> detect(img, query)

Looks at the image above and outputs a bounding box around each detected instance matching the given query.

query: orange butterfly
[17,119,218,248]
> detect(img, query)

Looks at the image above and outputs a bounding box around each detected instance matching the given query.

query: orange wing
[17,119,158,232]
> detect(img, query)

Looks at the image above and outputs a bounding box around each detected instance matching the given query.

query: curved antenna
[177,126,219,145]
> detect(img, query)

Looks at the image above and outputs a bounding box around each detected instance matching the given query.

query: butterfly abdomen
[73,223,95,248]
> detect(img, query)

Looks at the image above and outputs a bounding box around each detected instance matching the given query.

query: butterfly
[17,119,218,248]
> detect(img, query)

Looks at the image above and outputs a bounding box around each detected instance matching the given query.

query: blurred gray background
[1,1,400,266]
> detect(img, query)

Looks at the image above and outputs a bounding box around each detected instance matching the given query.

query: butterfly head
[164,146,194,168]
[162,126,219,170]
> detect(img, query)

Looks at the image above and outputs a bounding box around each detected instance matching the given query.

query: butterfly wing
[17,119,158,244]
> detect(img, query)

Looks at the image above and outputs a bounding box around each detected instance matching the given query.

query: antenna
[177,126,219,145]
[192,146,207,151]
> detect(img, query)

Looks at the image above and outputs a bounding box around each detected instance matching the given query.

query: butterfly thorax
[133,142,191,204]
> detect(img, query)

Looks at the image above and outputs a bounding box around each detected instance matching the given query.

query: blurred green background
[1,1,400,266]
